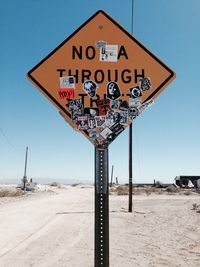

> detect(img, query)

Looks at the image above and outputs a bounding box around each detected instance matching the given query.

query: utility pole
[128,0,134,213]
[22,146,28,191]
[110,165,114,186]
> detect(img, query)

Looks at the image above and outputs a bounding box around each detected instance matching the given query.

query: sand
[0,185,200,267]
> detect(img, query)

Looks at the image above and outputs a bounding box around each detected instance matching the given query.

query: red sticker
[58,88,74,99]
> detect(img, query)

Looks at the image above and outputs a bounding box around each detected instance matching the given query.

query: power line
[0,127,17,151]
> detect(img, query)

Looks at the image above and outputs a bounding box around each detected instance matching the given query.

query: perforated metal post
[95,147,109,267]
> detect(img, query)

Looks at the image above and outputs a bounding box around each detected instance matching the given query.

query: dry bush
[192,203,198,210]
[166,185,179,194]
[183,190,192,196]
[71,183,81,187]
[109,186,117,194]
[145,187,162,195]
[132,187,162,195]
[115,186,161,196]
[0,190,25,198]
[49,182,60,187]
[145,189,151,196]
[192,203,200,212]
[116,185,129,195]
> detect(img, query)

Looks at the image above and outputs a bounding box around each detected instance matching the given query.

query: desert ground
[0,184,200,267]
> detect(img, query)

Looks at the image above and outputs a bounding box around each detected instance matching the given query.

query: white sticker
[129,98,142,108]
[100,45,118,62]
[100,127,113,139]
[60,76,75,88]
[138,99,154,114]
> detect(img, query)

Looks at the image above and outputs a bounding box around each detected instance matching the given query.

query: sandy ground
[0,185,200,267]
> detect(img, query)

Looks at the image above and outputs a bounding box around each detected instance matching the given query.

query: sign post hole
[95,147,109,267]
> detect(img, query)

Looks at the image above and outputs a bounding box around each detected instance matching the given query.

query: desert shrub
[71,183,81,187]
[109,187,117,194]
[145,189,151,196]
[49,182,60,187]
[192,203,198,210]
[183,190,192,196]
[145,187,162,195]
[116,185,129,195]
[192,203,200,213]
[166,185,179,193]
[0,190,24,197]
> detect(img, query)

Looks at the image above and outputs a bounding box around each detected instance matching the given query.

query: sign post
[95,147,109,266]
[27,10,175,266]
[129,125,133,212]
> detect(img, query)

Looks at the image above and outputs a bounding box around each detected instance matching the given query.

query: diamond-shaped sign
[27,10,175,148]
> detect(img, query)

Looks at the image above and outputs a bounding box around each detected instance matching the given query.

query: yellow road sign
[27,10,176,148]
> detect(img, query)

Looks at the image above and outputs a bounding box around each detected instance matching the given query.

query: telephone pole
[129,0,135,213]
[22,146,28,191]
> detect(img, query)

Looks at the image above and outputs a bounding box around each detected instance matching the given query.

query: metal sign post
[129,124,133,212]
[95,147,109,267]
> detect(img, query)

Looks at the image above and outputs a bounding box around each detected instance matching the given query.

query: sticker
[129,98,142,108]
[67,99,84,121]
[96,40,106,48]
[100,127,113,139]
[138,99,154,113]
[88,117,96,129]
[118,111,129,125]
[106,111,120,124]
[100,45,118,62]
[84,108,99,117]
[119,100,128,111]
[58,88,74,99]
[83,80,98,98]
[110,100,120,110]
[97,99,111,115]
[129,86,142,99]
[103,118,115,128]
[67,99,83,111]
[107,123,124,142]
[139,77,152,91]
[106,81,122,100]
[94,136,109,148]
[71,109,83,121]
[77,116,89,130]
[88,129,100,140]
[95,116,106,127]
[128,107,139,119]
[60,76,75,89]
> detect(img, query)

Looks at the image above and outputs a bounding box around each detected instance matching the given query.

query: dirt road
[0,186,200,267]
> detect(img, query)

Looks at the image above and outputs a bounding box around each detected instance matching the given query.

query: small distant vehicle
[175,176,200,188]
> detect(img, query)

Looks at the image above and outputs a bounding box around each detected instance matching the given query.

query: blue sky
[0,0,200,184]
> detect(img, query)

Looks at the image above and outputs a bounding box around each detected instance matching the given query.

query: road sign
[27,10,176,148]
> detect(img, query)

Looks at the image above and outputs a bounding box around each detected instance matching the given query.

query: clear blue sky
[0,0,200,184]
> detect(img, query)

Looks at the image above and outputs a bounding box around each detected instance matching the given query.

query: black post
[95,147,109,267]
[129,123,133,212]
[24,146,28,178]
[110,165,114,187]
[128,0,135,212]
